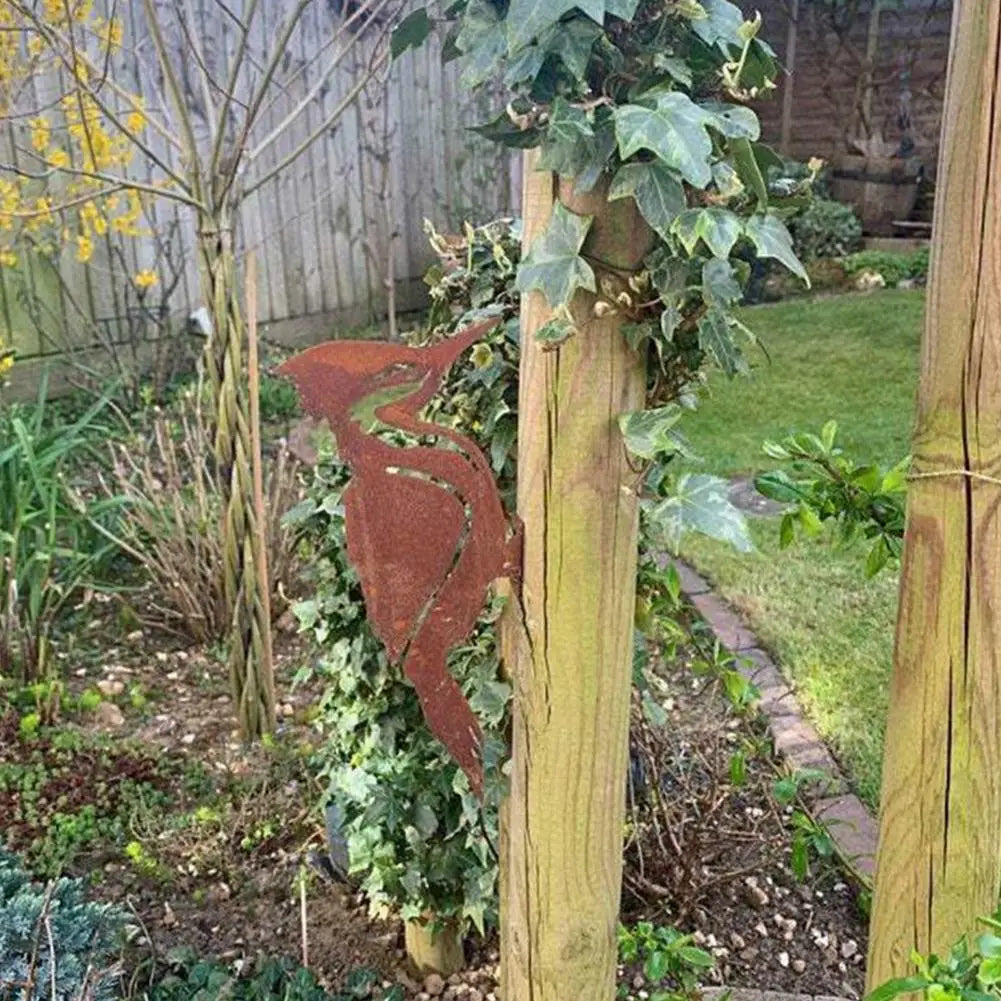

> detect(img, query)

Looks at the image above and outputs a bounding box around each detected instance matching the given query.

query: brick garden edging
[672,559,879,882]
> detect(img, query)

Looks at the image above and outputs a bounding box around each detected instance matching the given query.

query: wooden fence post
[867,1,1001,987]
[500,152,651,1000]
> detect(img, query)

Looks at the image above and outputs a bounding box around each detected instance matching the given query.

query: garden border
[671,559,879,882]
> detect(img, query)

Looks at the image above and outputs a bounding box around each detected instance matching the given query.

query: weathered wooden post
[867,1,1001,986]
[500,153,653,1000]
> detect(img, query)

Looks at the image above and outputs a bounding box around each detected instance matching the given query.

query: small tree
[0,0,404,738]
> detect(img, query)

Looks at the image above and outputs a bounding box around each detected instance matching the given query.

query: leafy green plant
[789,198,863,261]
[772,769,837,881]
[617,921,715,1001]
[866,910,1001,1001]
[258,372,302,425]
[844,249,928,286]
[0,380,126,681]
[288,444,507,935]
[756,421,908,576]
[147,949,402,1001]
[0,847,124,1001]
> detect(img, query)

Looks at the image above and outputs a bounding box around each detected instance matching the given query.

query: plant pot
[830,153,922,236]
[404,916,465,977]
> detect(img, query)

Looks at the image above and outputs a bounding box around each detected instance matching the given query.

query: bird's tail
[403,642,484,799]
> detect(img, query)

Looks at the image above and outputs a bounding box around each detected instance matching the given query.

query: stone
[94,702,125,728]
[754,922,769,938]
[792,960,806,974]
[729,932,746,950]
[97,679,125,696]
[841,939,859,959]
[742,877,770,909]
[633,974,645,989]
[778,951,789,968]
[425,974,445,997]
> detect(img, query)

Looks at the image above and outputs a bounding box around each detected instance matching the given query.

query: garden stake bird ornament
[278,319,521,797]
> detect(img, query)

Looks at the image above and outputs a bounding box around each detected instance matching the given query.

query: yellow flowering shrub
[0,0,150,269]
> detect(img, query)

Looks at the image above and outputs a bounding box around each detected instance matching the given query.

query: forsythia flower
[0,353,13,379]
[75,233,93,262]
[126,111,145,134]
[0,248,17,268]
[29,117,50,152]
[133,269,158,289]
[48,148,70,169]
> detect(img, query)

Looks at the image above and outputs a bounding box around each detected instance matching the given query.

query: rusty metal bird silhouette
[278,318,520,798]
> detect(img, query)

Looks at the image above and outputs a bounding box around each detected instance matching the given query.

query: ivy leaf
[702,257,742,305]
[712,161,744,199]
[690,0,746,48]
[535,317,575,349]
[605,0,642,18]
[539,97,594,176]
[660,303,682,340]
[469,110,542,149]
[704,101,761,140]
[506,0,605,52]
[647,473,753,553]
[391,8,433,59]
[653,52,693,87]
[730,136,768,207]
[540,17,603,78]
[698,306,746,376]
[456,0,507,87]
[575,111,617,192]
[619,405,685,461]
[672,207,742,259]
[608,162,686,241]
[502,43,547,86]
[744,213,809,283]
[614,93,716,188]
[516,202,596,308]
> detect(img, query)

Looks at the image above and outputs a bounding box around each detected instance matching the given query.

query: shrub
[102,393,301,643]
[0,382,126,682]
[0,848,124,1001]
[789,198,864,261]
[843,250,925,286]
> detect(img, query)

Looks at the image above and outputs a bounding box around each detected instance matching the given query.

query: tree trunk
[196,210,276,741]
[500,153,651,1001]
[867,2,1001,987]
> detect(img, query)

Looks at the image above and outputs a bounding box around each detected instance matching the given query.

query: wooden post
[866,2,1001,988]
[779,0,799,155]
[404,918,465,978]
[500,154,652,1000]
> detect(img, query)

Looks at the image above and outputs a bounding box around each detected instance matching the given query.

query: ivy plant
[394,0,808,550]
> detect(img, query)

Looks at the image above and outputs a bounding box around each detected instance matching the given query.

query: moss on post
[867,1,1001,986]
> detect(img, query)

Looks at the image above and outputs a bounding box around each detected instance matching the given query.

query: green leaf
[698,306,745,377]
[864,978,933,1001]
[614,93,716,188]
[644,950,670,982]
[648,473,753,553]
[534,317,575,349]
[821,419,838,451]
[469,111,542,149]
[516,202,595,308]
[506,0,605,52]
[704,101,761,140]
[865,537,891,578]
[391,8,433,59]
[609,162,686,241]
[660,303,682,340]
[691,0,746,48]
[606,0,642,18]
[575,113,617,191]
[413,803,438,837]
[729,750,747,786]
[673,207,743,259]
[539,98,594,176]
[679,946,715,968]
[779,511,796,548]
[541,17,603,78]
[798,506,823,537]
[791,835,809,881]
[702,258,742,306]
[730,137,768,207]
[456,0,507,87]
[754,470,800,503]
[744,213,809,283]
[619,405,684,461]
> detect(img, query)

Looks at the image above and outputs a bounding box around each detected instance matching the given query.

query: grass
[678,288,925,809]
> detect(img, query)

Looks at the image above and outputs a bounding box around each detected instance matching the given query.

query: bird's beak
[425,317,501,371]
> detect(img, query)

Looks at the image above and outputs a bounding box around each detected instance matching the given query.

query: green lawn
[678,289,925,809]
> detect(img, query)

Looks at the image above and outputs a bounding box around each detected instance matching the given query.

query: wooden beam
[780,0,799,155]
[866,0,1001,987]
[500,151,650,1001]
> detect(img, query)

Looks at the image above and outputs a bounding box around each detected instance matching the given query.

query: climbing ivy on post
[397,2,804,997]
